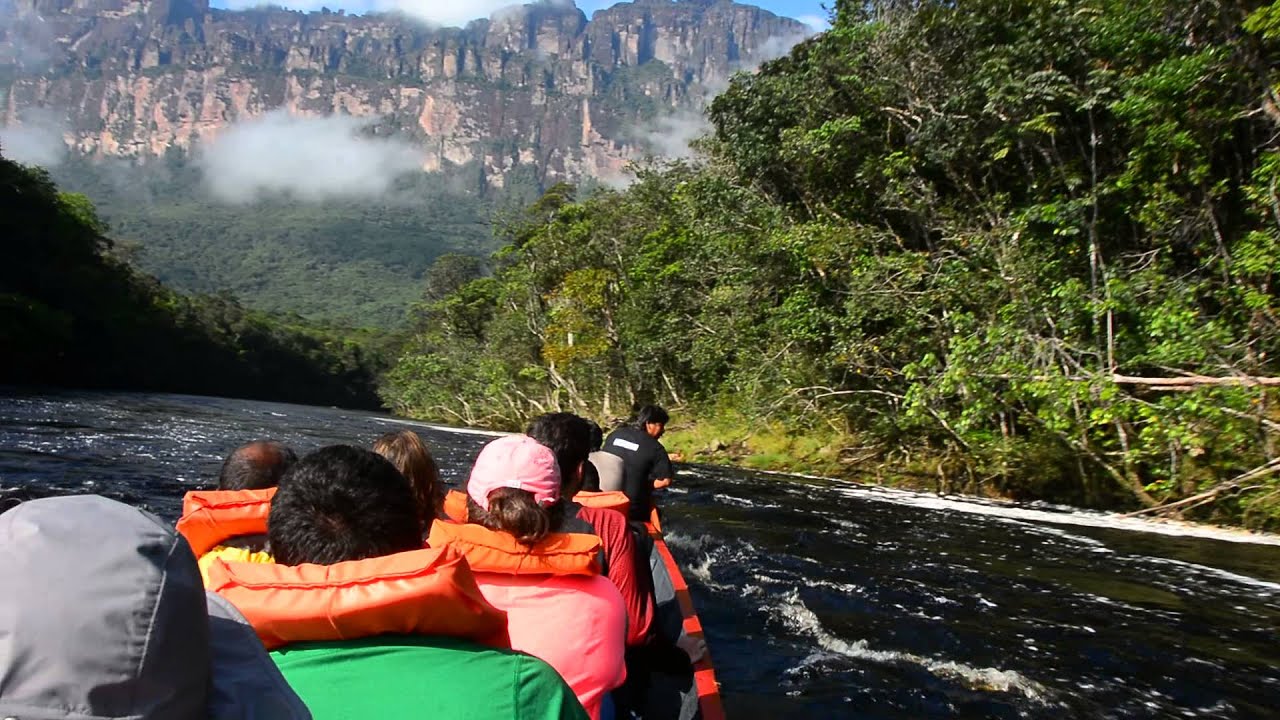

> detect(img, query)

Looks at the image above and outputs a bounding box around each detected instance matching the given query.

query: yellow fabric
[198,545,274,587]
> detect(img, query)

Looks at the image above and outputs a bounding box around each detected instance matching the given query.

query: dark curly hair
[525,412,593,494]
[268,444,422,566]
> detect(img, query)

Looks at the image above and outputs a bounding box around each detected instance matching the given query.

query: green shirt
[271,635,589,720]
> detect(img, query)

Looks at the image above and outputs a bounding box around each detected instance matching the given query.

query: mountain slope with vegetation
[49,157,523,327]
[0,152,385,407]
[2,0,807,325]
[384,0,1280,528]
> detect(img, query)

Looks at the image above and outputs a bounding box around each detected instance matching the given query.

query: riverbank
[662,411,969,493]
[660,411,1280,537]
[379,402,1280,536]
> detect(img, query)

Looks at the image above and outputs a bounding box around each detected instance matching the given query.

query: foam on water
[1128,555,1280,593]
[685,554,720,586]
[712,492,781,509]
[827,483,1280,547]
[776,590,1049,701]
[370,416,509,438]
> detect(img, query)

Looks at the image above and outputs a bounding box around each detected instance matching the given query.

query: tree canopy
[385,0,1280,528]
[0,153,385,408]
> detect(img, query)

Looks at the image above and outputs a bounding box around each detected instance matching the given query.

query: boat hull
[645,509,726,720]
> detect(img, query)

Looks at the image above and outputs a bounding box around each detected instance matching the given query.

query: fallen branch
[977,372,1280,387]
[1215,406,1280,434]
[1121,457,1280,518]
[1112,373,1280,388]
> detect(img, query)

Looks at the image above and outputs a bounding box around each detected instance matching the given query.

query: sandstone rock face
[0,0,806,184]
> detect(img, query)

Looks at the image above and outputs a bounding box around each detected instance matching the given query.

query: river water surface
[1,389,1278,719]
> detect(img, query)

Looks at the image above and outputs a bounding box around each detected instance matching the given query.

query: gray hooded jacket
[0,495,311,720]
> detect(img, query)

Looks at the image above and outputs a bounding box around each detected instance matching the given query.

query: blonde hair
[373,430,444,523]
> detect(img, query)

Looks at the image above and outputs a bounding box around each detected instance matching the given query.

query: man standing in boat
[603,404,675,522]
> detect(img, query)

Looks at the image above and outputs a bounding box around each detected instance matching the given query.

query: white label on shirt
[612,438,640,451]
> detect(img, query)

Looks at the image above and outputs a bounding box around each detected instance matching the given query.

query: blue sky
[209,1,833,31]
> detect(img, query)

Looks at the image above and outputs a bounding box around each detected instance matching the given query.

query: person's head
[0,495,308,720]
[268,444,423,566]
[587,419,604,451]
[373,429,444,523]
[525,412,593,496]
[217,440,297,491]
[465,434,561,546]
[632,404,670,439]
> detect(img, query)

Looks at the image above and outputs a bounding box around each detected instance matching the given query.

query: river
[1,389,1278,719]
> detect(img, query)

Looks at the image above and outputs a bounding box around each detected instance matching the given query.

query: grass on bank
[662,412,868,480]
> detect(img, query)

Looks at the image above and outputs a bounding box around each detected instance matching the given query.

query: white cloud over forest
[198,111,422,203]
[0,110,68,167]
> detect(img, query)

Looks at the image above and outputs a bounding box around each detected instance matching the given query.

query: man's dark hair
[268,445,422,566]
[217,441,297,491]
[586,420,604,451]
[525,413,593,487]
[631,404,670,429]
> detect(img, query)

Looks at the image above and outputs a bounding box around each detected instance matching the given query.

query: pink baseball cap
[467,434,562,510]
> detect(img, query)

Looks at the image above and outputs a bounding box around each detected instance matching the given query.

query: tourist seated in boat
[176,440,296,583]
[374,429,447,525]
[526,413,704,670]
[526,412,655,647]
[428,435,627,720]
[0,495,310,720]
[219,439,297,491]
[587,419,626,493]
[603,405,676,522]
[206,444,588,720]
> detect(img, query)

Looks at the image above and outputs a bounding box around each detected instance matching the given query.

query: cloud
[797,14,831,33]
[0,0,58,71]
[0,111,68,167]
[756,29,813,64]
[197,111,423,203]
[630,25,818,161]
[641,112,710,160]
[215,0,574,28]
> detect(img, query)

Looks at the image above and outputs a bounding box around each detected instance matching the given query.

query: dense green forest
[1,152,385,407]
[383,0,1280,528]
[50,157,535,327]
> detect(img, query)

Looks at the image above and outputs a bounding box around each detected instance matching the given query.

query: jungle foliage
[1,154,385,407]
[49,157,536,327]
[385,0,1280,527]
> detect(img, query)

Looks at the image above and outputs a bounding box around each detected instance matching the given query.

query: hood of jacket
[0,494,309,720]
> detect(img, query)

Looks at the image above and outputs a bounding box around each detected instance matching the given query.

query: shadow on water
[2,389,1279,719]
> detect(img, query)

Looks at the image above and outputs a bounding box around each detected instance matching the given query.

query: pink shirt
[473,573,627,720]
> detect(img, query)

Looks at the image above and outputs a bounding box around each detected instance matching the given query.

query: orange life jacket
[443,488,469,522]
[571,490,631,517]
[205,546,511,650]
[175,488,275,557]
[427,521,602,576]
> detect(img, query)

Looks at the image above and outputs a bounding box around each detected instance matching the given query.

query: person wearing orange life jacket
[207,444,587,720]
[430,435,627,720]
[526,412,654,648]
[176,440,295,584]
[176,485,276,586]
[548,415,706,719]
[374,429,448,526]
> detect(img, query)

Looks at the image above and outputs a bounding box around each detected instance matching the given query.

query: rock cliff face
[0,0,806,185]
